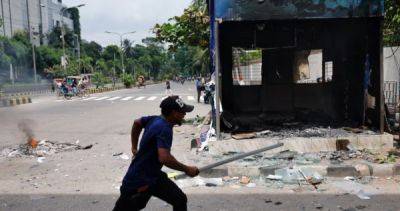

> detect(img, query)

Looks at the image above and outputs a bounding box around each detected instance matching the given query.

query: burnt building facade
[212,0,385,132]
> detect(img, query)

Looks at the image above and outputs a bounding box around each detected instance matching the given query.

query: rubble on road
[231,125,378,139]
[0,140,93,158]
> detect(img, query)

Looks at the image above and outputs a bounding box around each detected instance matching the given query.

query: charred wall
[219,18,383,131]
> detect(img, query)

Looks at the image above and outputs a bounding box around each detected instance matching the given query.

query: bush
[121,73,134,88]
[92,72,110,88]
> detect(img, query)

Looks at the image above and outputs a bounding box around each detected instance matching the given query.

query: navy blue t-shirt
[122,116,173,191]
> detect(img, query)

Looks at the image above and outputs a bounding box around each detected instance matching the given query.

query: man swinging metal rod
[174,142,284,180]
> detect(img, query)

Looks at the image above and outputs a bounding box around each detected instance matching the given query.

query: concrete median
[0,96,32,107]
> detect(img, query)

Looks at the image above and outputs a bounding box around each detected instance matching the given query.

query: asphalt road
[0,81,209,147]
[1,192,400,211]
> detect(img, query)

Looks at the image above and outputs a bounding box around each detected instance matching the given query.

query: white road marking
[187,96,195,101]
[147,96,157,101]
[83,97,97,101]
[107,96,121,101]
[121,97,133,101]
[134,96,145,101]
[95,96,110,101]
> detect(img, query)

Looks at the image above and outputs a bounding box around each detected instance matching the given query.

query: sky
[63,0,192,47]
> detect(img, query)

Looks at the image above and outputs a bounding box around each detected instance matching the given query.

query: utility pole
[8,0,12,35]
[39,0,45,45]
[26,0,31,42]
[105,31,135,74]
[1,0,5,36]
[30,27,37,84]
[113,53,116,87]
[74,34,81,72]
[10,63,14,85]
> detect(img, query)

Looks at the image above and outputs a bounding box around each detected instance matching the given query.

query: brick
[228,166,260,177]
[327,165,359,177]
[371,164,394,176]
[393,164,400,176]
[199,167,228,178]
[259,165,285,176]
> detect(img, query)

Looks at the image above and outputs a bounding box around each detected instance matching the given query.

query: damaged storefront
[211,0,386,134]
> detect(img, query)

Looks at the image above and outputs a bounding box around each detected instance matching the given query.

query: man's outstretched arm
[131,119,144,156]
[158,148,199,177]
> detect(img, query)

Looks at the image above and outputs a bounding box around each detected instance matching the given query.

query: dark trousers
[113,174,187,211]
[196,88,201,103]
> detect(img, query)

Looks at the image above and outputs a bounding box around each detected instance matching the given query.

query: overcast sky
[63,0,192,47]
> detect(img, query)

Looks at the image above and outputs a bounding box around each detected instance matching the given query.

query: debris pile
[1,140,93,158]
[231,125,378,140]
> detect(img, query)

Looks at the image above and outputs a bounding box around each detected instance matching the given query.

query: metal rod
[214,19,221,140]
[175,143,284,179]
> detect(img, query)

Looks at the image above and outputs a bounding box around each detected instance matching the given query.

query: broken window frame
[232,47,263,86]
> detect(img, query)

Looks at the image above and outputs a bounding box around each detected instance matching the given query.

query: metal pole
[379,19,384,133]
[60,8,66,69]
[175,143,284,179]
[74,34,80,72]
[120,35,125,74]
[214,19,221,140]
[25,0,31,41]
[30,28,37,84]
[32,44,37,83]
[8,0,12,35]
[10,63,14,85]
[0,0,5,36]
[39,0,43,45]
[113,53,116,87]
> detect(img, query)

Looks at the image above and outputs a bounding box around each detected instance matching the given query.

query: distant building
[0,0,74,45]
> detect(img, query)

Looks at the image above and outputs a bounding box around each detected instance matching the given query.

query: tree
[81,41,103,62]
[35,46,63,74]
[80,56,93,74]
[384,0,400,46]
[153,0,210,75]
[67,8,81,41]
[102,45,120,61]
[47,26,75,49]
[153,0,209,51]
[122,39,135,58]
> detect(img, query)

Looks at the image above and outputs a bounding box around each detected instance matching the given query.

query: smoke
[18,119,36,140]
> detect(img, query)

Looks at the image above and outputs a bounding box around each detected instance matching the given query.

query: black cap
[160,96,194,113]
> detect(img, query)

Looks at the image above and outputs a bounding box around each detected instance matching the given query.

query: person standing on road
[113,96,199,211]
[195,77,202,103]
[165,80,172,96]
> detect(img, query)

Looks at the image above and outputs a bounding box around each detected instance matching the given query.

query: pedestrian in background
[165,80,172,96]
[195,77,202,103]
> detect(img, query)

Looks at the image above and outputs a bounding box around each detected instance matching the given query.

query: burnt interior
[219,18,384,132]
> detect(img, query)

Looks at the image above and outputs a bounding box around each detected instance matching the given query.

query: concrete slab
[209,133,394,156]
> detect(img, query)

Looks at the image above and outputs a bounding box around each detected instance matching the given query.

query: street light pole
[73,34,81,72]
[39,0,45,45]
[105,31,135,74]
[30,27,37,84]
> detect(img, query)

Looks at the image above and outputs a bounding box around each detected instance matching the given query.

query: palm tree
[122,39,135,58]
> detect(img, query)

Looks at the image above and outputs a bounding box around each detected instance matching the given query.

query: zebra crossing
[55,95,196,103]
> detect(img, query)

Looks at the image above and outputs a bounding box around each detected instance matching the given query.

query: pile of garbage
[0,139,93,158]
